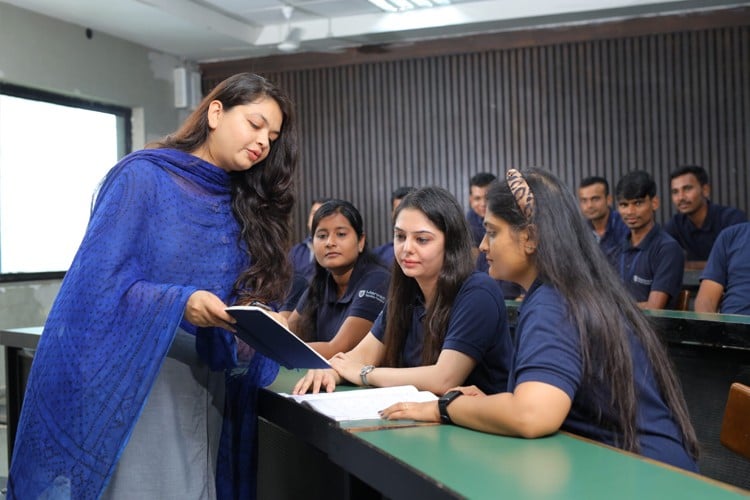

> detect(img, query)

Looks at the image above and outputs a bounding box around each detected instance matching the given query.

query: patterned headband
[506,169,535,220]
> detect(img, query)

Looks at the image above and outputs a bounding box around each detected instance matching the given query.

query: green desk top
[356,426,749,499]
[267,369,749,498]
[504,300,750,326]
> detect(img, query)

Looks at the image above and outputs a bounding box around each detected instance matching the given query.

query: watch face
[440,390,462,403]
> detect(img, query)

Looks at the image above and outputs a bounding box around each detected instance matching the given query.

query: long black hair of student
[296,199,383,341]
[382,186,475,368]
[154,72,298,303]
[487,167,698,457]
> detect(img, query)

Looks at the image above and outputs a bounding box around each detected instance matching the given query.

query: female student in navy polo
[287,199,390,359]
[382,169,699,471]
[293,186,512,396]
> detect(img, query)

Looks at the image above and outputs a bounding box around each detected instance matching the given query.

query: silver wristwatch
[360,365,375,386]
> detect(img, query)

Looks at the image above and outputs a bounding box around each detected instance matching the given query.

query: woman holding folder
[381,168,699,471]
[8,73,298,499]
[293,186,512,397]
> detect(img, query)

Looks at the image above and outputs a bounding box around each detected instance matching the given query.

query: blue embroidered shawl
[7,148,279,499]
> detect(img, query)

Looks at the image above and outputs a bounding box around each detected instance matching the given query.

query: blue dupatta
[7,148,279,499]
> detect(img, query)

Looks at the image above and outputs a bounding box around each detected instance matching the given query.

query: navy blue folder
[226,306,331,369]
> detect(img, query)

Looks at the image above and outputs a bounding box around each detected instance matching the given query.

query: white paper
[281,385,438,421]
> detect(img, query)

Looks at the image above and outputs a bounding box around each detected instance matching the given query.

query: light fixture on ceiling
[278,5,301,52]
[278,27,302,52]
[368,0,450,12]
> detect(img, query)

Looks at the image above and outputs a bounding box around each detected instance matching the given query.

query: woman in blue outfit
[294,187,512,397]
[288,199,390,359]
[8,73,298,499]
[382,168,699,471]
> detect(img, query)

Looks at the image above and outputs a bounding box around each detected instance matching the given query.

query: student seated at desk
[382,169,699,472]
[695,222,750,315]
[287,199,390,359]
[665,165,746,268]
[293,186,512,396]
[615,170,684,309]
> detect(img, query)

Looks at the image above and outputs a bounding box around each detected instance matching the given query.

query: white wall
[0,3,189,326]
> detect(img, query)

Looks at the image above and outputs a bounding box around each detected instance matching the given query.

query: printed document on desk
[282,385,437,421]
[226,305,331,369]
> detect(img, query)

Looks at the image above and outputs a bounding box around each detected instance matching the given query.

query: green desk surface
[504,300,750,326]
[645,308,750,325]
[267,369,749,498]
[355,426,750,499]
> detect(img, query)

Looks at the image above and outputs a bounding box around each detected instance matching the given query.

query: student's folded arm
[449,381,572,438]
[328,333,387,385]
[640,290,670,310]
[308,316,375,359]
[694,279,723,313]
[365,349,476,396]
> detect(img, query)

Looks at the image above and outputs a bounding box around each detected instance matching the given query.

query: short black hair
[580,176,610,196]
[469,172,496,188]
[391,186,416,203]
[615,170,657,200]
[669,165,709,186]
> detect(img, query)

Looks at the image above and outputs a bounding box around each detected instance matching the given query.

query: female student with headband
[293,186,512,397]
[381,168,699,471]
[9,73,298,499]
[287,199,390,358]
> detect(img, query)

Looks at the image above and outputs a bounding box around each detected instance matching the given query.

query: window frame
[0,82,132,282]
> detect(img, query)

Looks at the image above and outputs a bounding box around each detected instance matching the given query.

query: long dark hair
[296,199,383,341]
[382,187,475,367]
[487,168,698,457]
[154,72,298,302]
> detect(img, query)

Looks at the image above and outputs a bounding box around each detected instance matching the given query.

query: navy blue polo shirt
[700,222,750,315]
[466,209,485,247]
[371,272,512,394]
[373,242,395,267]
[617,225,684,308]
[510,280,698,471]
[295,258,389,342]
[589,209,629,263]
[288,236,315,281]
[665,201,746,261]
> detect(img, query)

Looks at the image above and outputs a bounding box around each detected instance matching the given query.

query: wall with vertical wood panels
[206,25,749,247]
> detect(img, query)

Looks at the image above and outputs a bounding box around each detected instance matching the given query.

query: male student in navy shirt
[289,198,330,281]
[578,176,629,264]
[466,172,523,299]
[615,170,684,309]
[695,222,750,315]
[665,165,746,267]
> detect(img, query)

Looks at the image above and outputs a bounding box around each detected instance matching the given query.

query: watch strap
[438,390,463,424]
[360,365,375,386]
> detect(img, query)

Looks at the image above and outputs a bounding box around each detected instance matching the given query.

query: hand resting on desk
[379,385,485,422]
[381,381,571,439]
[293,368,342,394]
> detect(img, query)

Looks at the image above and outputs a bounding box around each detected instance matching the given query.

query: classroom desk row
[1,308,749,496]
[260,368,748,499]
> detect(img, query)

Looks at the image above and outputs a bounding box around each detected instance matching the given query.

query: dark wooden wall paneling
[204,24,750,247]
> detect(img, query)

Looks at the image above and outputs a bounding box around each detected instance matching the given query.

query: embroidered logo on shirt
[632,275,653,286]
[359,290,386,303]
